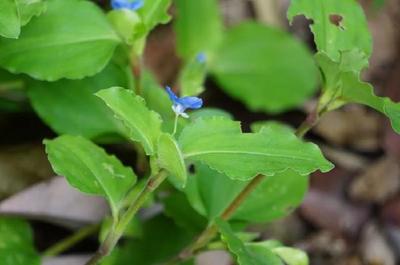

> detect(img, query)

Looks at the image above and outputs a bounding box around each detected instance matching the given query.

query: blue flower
[111,0,144,10]
[196,52,207,64]
[166,86,203,118]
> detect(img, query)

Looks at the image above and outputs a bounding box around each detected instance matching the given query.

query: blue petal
[178,96,203,109]
[196,52,207,64]
[166,86,179,104]
[130,0,144,10]
[111,0,144,10]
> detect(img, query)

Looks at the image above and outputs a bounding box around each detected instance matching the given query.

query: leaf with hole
[288,0,371,72]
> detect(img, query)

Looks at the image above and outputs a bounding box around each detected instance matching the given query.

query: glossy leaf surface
[0,0,120,81]
[211,22,318,113]
[45,135,137,217]
[97,87,163,155]
[179,117,333,180]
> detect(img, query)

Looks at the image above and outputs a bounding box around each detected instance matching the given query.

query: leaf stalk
[85,170,168,265]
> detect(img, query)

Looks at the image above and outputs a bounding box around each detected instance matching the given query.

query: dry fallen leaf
[0,177,109,228]
[0,144,53,199]
[197,250,232,265]
[301,190,370,236]
[315,105,381,151]
[361,222,396,265]
[350,157,400,203]
[43,255,91,265]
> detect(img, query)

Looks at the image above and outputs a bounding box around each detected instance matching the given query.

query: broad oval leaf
[210,22,318,113]
[0,0,120,81]
[0,0,20,39]
[28,63,129,139]
[96,87,163,155]
[288,0,371,72]
[185,164,308,222]
[174,0,222,59]
[232,170,308,222]
[157,133,187,188]
[184,163,246,220]
[179,117,333,181]
[0,217,41,265]
[216,219,283,265]
[44,135,137,217]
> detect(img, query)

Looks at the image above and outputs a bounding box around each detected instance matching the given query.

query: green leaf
[157,133,187,188]
[138,0,171,31]
[174,0,222,59]
[17,0,46,26]
[272,247,309,265]
[0,0,20,39]
[210,22,318,113]
[107,9,146,45]
[141,71,173,116]
[341,71,400,134]
[0,217,41,265]
[190,108,233,120]
[232,170,308,222]
[44,135,137,217]
[179,57,207,96]
[100,216,142,242]
[163,192,207,233]
[101,215,195,265]
[0,0,120,81]
[179,117,333,181]
[287,0,372,72]
[216,219,283,265]
[184,122,308,222]
[185,164,308,222]
[185,163,246,219]
[251,121,294,134]
[28,63,128,139]
[317,52,400,134]
[96,87,163,155]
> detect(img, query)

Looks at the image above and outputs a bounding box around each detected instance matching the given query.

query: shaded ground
[1,0,400,264]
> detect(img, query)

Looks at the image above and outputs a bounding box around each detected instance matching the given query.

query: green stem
[167,103,328,264]
[172,113,179,136]
[42,224,100,257]
[130,51,144,96]
[85,170,168,265]
[169,175,265,264]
